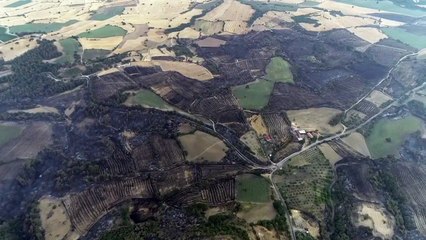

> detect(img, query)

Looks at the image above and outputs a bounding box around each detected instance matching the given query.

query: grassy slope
[57,38,80,63]
[232,57,293,110]
[382,27,426,49]
[366,115,423,159]
[0,125,23,147]
[127,89,171,110]
[236,174,270,203]
[78,25,127,38]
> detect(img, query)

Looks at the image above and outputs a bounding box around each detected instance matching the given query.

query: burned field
[0,9,425,239]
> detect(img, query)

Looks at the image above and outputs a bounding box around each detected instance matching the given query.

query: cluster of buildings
[290,123,320,142]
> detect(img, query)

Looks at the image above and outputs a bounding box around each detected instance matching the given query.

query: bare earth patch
[249,114,268,136]
[153,60,213,81]
[237,201,277,223]
[291,209,320,238]
[195,37,226,48]
[342,132,371,157]
[39,195,79,240]
[365,90,393,107]
[354,203,395,239]
[178,131,228,162]
[287,107,344,135]
[318,143,342,166]
[8,105,59,114]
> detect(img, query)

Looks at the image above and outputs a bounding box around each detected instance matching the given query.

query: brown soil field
[39,196,78,240]
[318,143,342,166]
[249,114,268,136]
[287,107,344,135]
[153,60,213,81]
[178,131,228,162]
[252,11,292,32]
[195,37,226,48]
[342,132,371,157]
[365,90,393,107]
[237,201,277,223]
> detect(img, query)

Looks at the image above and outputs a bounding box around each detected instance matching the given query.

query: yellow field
[249,114,268,136]
[240,131,267,162]
[0,37,38,61]
[354,203,395,239]
[201,0,254,22]
[178,131,228,162]
[287,107,344,135]
[153,60,214,81]
[79,36,123,50]
[195,37,226,47]
[365,90,393,107]
[237,201,277,223]
[318,143,342,166]
[342,132,371,157]
[39,196,79,240]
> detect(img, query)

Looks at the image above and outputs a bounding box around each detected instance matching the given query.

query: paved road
[267,51,422,239]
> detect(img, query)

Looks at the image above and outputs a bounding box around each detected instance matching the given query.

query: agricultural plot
[82,49,110,61]
[318,143,342,166]
[236,174,271,203]
[0,27,16,42]
[342,132,371,157]
[336,0,426,17]
[124,89,173,111]
[178,131,228,163]
[9,20,78,34]
[365,90,393,107]
[366,115,423,159]
[232,79,274,110]
[263,57,294,83]
[248,114,268,136]
[287,107,344,135]
[79,36,123,50]
[382,27,426,49]
[0,123,23,147]
[39,196,77,240]
[153,60,213,81]
[273,148,333,224]
[5,0,31,8]
[240,131,267,161]
[78,25,127,38]
[90,6,125,21]
[237,201,277,223]
[56,38,80,64]
[232,56,294,110]
[0,37,38,61]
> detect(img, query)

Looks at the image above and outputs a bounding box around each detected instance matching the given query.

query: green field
[90,6,125,21]
[236,174,271,203]
[382,27,426,49]
[264,57,294,83]
[233,57,293,110]
[337,0,426,17]
[82,49,111,61]
[126,89,172,110]
[366,115,423,159]
[5,0,31,7]
[232,80,274,110]
[57,38,81,64]
[78,25,127,38]
[0,125,23,147]
[9,20,78,34]
[0,27,17,42]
